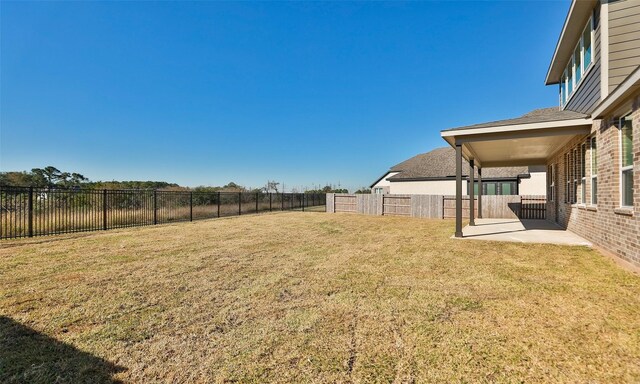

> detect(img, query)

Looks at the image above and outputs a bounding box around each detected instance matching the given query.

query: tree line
[0,166,351,193]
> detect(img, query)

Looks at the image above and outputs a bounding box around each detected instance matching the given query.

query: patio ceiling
[441,116,593,168]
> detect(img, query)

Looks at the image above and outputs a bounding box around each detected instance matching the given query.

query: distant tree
[265,181,280,193]
[354,188,371,194]
[89,181,180,190]
[220,182,245,192]
[59,172,89,188]
[192,185,221,193]
[31,166,64,187]
[302,185,349,194]
[70,173,88,184]
[0,171,37,187]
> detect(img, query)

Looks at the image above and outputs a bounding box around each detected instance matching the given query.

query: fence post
[302,194,305,211]
[190,192,193,222]
[269,193,272,212]
[281,193,284,210]
[217,192,221,217]
[153,190,158,225]
[238,192,242,215]
[102,189,108,230]
[256,192,259,213]
[28,187,34,237]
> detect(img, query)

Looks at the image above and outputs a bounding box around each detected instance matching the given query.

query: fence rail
[0,186,326,239]
[520,197,547,219]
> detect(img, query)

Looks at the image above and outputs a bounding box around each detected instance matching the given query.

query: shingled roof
[442,107,588,132]
[384,147,529,182]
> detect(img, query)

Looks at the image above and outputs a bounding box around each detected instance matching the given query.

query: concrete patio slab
[456,218,592,246]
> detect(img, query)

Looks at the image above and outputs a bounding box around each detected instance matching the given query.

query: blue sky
[1,1,569,191]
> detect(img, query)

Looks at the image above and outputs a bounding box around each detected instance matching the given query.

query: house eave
[369,172,393,189]
[592,66,640,119]
[388,176,521,183]
[441,117,592,138]
[440,117,592,168]
[545,0,598,86]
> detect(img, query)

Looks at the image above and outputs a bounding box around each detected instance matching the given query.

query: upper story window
[560,16,594,108]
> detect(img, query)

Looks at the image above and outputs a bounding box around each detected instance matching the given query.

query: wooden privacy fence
[326,194,546,220]
[334,194,357,213]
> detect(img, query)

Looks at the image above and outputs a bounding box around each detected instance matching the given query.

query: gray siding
[565,3,602,114]
[608,0,640,93]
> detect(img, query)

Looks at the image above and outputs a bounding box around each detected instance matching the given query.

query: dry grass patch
[1,212,639,383]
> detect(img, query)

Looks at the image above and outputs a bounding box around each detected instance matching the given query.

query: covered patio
[441,107,592,238]
[458,218,592,245]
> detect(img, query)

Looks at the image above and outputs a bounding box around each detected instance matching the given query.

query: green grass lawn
[1,212,639,383]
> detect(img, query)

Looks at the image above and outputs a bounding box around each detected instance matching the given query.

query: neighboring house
[441,0,640,267]
[370,147,546,196]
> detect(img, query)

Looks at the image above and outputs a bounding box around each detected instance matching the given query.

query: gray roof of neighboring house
[383,147,529,182]
[442,107,589,132]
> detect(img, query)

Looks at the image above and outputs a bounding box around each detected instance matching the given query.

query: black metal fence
[520,197,547,219]
[0,186,326,239]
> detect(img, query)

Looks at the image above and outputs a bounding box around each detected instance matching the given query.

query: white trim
[581,143,586,204]
[592,67,640,118]
[573,148,578,204]
[590,136,597,206]
[546,0,599,85]
[441,118,593,138]
[561,16,594,109]
[619,114,634,208]
[546,0,579,84]
[565,153,570,204]
[600,1,609,98]
[548,164,555,202]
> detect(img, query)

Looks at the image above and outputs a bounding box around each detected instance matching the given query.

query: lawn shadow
[0,316,125,383]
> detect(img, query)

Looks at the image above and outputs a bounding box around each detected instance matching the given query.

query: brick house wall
[547,94,640,267]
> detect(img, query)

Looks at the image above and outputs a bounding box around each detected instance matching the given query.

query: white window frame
[560,72,567,106]
[581,143,586,204]
[560,16,594,108]
[590,136,597,206]
[619,114,634,208]
[548,164,555,202]
[571,148,580,204]
[565,153,570,203]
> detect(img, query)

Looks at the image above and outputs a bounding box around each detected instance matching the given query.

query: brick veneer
[547,94,640,267]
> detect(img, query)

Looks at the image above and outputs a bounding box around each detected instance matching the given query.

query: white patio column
[469,159,475,226]
[455,144,463,237]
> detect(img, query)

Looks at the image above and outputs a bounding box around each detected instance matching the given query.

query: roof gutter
[388,176,522,183]
[440,117,592,138]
